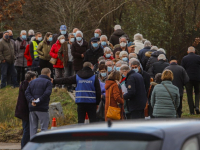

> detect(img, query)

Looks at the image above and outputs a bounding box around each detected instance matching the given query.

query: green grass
[0,86,77,142]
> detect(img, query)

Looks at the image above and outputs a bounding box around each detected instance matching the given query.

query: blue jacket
[123,70,147,111]
[181,52,200,81]
[25,75,52,112]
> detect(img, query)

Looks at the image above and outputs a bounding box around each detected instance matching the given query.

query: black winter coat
[83,46,104,65]
[53,67,101,104]
[181,52,200,81]
[139,70,150,93]
[166,62,189,96]
[149,60,169,78]
[123,70,147,111]
[109,29,128,46]
[138,46,151,68]
[143,50,157,70]
[15,80,29,121]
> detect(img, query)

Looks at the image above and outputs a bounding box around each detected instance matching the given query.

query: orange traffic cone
[84,113,89,124]
[51,117,57,129]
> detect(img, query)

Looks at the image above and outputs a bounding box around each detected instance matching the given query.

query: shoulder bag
[162,83,179,118]
[106,85,121,120]
[49,44,58,65]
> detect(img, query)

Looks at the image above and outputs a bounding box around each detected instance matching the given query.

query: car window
[24,140,162,150]
[182,137,199,150]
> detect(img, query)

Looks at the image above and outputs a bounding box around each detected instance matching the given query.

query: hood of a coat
[145,50,157,57]
[77,67,95,79]
[105,80,117,90]
[113,29,125,36]
[151,51,164,57]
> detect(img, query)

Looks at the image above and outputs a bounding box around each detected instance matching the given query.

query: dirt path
[0,143,20,150]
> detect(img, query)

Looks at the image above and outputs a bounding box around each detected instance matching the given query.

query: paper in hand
[33,98,40,103]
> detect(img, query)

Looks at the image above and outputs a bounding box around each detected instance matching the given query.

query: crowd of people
[1,24,200,148]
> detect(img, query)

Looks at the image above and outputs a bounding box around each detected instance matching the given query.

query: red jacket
[50,40,64,68]
[103,55,114,60]
[24,44,32,66]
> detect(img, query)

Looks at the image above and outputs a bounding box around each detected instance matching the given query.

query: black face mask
[5,35,9,39]
[9,36,13,39]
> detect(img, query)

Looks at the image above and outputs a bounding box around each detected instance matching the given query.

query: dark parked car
[24,120,200,150]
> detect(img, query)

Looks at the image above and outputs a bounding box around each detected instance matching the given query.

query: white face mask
[120,42,127,47]
[60,39,65,44]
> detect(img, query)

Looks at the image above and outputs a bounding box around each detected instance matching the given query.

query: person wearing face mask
[58,33,75,92]
[37,32,53,77]
[123,61,147,119]
[71,31,88,73]
[50,35,65,88]
[14,30,29,84]
[105,60,114,75]
[103,47,114,60]
[88,29,102,48]
[52,25,68,45]
[0,31,19,88]
[100,35,114,50]
[119,51,129,63]
[83,37,104,67]
[72,28,79,38]
[115,60,127,72]
[113,36,128,58]
[131,60,150,94]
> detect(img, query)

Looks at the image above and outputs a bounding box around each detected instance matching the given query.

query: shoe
[195,108,200,114]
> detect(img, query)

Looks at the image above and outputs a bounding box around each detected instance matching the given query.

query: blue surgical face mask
[107,67,112,72]
[116,67,120,71]
[106,54,111,58]
[76,37,82,41]
[73,33,76,37]
[61,30,66,35]
[94,33,99,38]
[48,37,53,42]
[101,41,107,46]
[70,38,75,43]
[122,57,128,62]
[92,43,99,48]
[133,68,139,73]
[122,74,126,78]
[101,72,107,77]
[22,35,26,39]
[38,37,42,41]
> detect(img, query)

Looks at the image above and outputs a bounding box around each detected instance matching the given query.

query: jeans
[186,81,200,114]
[130,109,144,119]
[21,120,30,149]
[64,62,74,89]
[1,62,18,88]
[77,103,96,123]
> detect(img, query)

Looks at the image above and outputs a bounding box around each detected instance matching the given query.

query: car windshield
[25,140,162,150]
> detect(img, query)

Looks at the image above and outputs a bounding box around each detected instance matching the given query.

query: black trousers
[64,62,74,89]
[130,109,144,119]
[186,80,200,114]
[39,59,53,78]
[15,66,26,84]
[177,96,183,118]
[77,103,96,123]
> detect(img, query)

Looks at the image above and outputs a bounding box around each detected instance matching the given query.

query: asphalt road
[0,143,20,150]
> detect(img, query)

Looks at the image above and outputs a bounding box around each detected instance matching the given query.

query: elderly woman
[113,36,128,57]
[133,33,144,54]
[71,31,88,73]
[115,60,127,71]
[14,30,29,84]
[100,35,114,50]
[103,47,114,60]
[50,35,65,88]
[37,32,53,76]
[119,51,129,62]
[151,70,180,118]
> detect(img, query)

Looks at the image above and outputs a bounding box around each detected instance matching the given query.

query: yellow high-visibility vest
[32,41,38,59]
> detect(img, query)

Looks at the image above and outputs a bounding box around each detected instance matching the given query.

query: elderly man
[88,29,102,48]
[113,36,128,57]
[149,54,169,78]
[182,46,200,115]
[52,25,68,45]
[123,61,147,119]
[119,51,129,62]
[109,25,128,46]
[27,29,35,41]
[0,31,19,88]
[72,28,79,37]
[127,42,135,54]
[100,35,114,50]
[7,30,15,41]
[115,60,127,71]
[129,53,138,60]
[103,47,114,60]
[166,56,189,117]
[133,33,144,54]
[105,59,114,74]
[138,40,151,67]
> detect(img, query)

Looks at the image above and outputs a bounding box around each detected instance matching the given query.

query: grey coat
[165,62,189,96]
[14,37,29,67]
[151,80,180,118]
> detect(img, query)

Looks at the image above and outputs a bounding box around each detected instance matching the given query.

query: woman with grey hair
[103,47,114,60]
[119,51,129,62]
[14,30,29,84]
[50,35,65,88]
[133,33,144,54]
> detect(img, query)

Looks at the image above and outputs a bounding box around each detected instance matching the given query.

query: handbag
[144,85,152,117]
[106,85,121,120]
[162,83,179,118]
[49,44,58,65]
